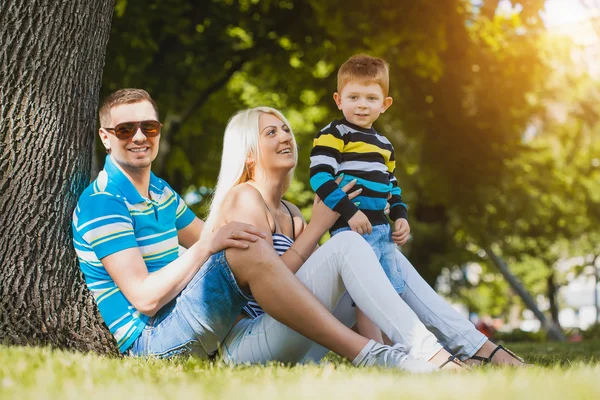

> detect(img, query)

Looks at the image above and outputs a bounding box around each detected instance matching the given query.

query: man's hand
[392,218,410,246]
[348,210,372,235]
[209,222,266,253]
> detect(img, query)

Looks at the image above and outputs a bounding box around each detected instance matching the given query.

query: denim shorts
[331,224,405,293]
[127,250,252,358]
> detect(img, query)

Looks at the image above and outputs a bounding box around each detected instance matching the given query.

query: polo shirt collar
[104,155,161,204]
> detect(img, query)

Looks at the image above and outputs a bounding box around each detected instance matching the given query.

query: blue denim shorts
[331,224,405,293]
[127,250,252,358]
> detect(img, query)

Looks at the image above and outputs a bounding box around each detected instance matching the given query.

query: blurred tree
[441,31,600,339]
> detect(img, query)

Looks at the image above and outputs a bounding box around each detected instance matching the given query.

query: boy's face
[334,81,393,129]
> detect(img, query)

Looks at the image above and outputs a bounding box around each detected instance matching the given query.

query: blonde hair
[203,107,298,237]
[337,54,390,96]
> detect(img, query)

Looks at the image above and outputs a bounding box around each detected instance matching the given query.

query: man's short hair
[99,88,159,127]
[337,54,390,96]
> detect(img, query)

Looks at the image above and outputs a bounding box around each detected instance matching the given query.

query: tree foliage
[99,0,599,322]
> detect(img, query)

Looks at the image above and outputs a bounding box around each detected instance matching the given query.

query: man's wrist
[191,237,213,257]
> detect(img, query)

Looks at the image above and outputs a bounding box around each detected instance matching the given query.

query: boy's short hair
[337,54,390,96]
[99,88,159,127]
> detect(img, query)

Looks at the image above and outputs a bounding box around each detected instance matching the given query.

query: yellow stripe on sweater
[313,134,344,152]
[345,141,392,164]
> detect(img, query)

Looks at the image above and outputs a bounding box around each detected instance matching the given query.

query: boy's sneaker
[352,340,438,374]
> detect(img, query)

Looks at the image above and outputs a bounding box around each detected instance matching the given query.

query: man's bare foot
[465,341,526,366]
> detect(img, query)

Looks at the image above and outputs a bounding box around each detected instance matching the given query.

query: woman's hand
[311,177,361,232]
[209,222,267,253]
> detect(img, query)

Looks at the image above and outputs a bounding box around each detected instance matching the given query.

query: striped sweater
[309,118,407,232]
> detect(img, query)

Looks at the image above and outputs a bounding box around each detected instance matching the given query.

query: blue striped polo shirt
[72,155,196,353]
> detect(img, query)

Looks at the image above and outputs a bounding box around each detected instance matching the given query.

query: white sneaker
[352,340,438,374]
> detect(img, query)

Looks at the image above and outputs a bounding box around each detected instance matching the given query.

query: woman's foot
[466,341,526,366]
[429,348,470,371]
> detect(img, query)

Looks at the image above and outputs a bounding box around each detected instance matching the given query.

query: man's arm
[178,217,204,249]
[102,220,263,317]
[102,239,211,316]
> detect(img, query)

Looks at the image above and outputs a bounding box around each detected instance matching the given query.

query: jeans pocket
[152,339,199,359]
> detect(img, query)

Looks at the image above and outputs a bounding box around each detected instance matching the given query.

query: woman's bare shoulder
[222,183,265,212]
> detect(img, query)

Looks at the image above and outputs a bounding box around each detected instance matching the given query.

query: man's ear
[99,128,111,153]
[381,96,393,113]
[333,92,343,110]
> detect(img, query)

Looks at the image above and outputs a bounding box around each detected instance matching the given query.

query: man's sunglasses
[103,120,162,140]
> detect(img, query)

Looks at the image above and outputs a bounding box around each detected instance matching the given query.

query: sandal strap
[471,345,525,365]
[490,345,525,363]
[439,355,470,369]
[469,355,491,364]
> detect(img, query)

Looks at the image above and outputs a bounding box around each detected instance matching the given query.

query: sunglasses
[103,120,162,140]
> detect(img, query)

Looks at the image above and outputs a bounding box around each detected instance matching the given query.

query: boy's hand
[392,218,410,246]
[348,210,372,235]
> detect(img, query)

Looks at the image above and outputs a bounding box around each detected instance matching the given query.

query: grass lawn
[1,341,599,399]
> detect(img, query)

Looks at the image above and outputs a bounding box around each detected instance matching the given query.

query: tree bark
[0,0,118,354]
[484,246,566,342]
[546,271,562,329]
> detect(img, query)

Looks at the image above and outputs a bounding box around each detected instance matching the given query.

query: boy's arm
[309,124,359,222]
[386,151,408,222]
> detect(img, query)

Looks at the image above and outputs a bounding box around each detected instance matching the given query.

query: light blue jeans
[221,232,442,365]
[222,233,487,365]
[128,250,252,358]
[302,249,488,363]
[331,224,405,293]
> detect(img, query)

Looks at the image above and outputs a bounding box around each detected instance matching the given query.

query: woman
[203,106,525,369]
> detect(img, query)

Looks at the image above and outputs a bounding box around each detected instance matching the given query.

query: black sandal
[439,355,471,370]
[469,345,525,365]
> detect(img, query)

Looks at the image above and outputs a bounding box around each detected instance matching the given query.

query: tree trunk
[547,271,562,329]
[484,246,566,342]
[0,0,119,354]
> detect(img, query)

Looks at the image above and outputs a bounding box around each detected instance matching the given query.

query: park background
[97,0,600,342]
[3,0,600,398]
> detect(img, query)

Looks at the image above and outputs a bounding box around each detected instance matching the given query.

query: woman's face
[255,113,296,173]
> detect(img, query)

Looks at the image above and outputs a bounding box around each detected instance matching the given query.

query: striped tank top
[242,200,296,319]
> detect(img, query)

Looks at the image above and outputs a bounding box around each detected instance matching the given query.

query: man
[71,88,440,371]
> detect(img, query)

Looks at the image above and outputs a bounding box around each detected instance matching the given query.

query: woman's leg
[395,249,488,360]
[301,292,355,363]
[224,237,368,361]
[223,232,442,365]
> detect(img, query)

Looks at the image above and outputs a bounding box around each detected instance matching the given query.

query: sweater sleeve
[387,149,408,221]
[309,122,359,222]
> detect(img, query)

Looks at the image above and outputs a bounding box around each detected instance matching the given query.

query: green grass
[1,341,599,399]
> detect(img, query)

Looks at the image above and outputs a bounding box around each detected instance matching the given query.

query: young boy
[310,54,409,343]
